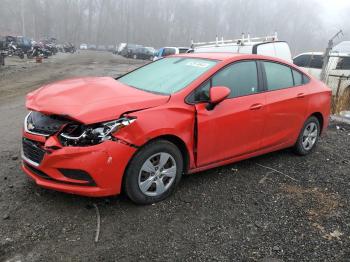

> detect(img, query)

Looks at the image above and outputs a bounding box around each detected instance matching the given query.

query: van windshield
[118,57,218,95]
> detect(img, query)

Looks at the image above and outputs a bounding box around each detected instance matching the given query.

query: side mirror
[207,86,230,110]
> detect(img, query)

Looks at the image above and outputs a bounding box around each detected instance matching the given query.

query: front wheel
[124,140,183,204]
[293,116,320,155]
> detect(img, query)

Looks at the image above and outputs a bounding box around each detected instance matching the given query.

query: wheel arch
[121,134,190,192]
[309,112,324,134]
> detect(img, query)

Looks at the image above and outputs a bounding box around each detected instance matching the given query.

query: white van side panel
[273,42,293,63]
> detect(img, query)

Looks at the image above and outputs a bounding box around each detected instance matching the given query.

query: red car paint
[22,53,331,197]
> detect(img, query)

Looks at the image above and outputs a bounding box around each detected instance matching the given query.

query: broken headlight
[59,117,136,146]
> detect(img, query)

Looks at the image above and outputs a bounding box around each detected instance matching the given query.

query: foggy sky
[0,0,349,55]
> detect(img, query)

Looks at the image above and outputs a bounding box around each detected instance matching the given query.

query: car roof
[173,52,293,64]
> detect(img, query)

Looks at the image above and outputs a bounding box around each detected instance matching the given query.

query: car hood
[26,77,170,124]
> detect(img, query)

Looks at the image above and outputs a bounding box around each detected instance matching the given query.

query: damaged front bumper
[21,130,137,197]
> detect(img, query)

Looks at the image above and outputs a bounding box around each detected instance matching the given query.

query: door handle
[297,93,305,98]
[250,103,263,110]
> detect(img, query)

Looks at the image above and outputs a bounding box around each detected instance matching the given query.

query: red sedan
[22,53,331,204]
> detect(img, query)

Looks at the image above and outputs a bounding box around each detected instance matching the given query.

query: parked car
[153,47,190,60]
[80,43,88,50]
[192,33,292,63]
[0,36,6,66]
[132,47,155,60]
[0,51,5,67]
[88,44,96,50]
[293,50,350,111]
[120,43,142,58]
[22,53,331,204]
[16,36,32,53]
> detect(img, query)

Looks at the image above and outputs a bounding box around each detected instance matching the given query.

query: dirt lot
[0,51,349,262]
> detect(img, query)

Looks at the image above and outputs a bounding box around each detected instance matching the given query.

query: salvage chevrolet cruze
[21,53,331,204]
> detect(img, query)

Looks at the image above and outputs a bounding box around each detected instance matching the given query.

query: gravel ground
[0,51,349,261]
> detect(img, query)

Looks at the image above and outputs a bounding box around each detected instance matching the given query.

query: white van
[192,33,293,63]
[293,50,350,111]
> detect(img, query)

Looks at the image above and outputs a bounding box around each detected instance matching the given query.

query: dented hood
[26,77,169,124]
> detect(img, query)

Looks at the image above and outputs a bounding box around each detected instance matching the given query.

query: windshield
[118,57,218,95]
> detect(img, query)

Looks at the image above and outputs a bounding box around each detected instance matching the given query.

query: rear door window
[263,62,294,91]
[309,55,323,69]
[292,70,303,86]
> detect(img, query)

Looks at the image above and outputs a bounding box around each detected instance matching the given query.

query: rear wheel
[124,140,183,204]
[293,116,320,155]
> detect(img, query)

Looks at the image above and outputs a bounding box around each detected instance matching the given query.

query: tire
[124,140,183,205]
[293,116,320,156]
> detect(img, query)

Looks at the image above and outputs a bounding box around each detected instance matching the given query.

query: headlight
[59,117,136,146]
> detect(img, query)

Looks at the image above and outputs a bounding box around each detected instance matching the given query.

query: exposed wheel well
[310,112,324,134]
[121,135,190,194]
[148,135,190,174]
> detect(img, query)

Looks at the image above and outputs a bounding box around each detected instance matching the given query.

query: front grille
[22,138,45,165]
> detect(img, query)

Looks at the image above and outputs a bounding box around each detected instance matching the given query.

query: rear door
[194,60,266,166]
[261,61,309,149]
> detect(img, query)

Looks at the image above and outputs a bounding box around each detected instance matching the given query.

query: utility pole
[321,30,343,82]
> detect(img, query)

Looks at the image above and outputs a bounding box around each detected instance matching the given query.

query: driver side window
[193,60,259,102]
[212,61,258,98]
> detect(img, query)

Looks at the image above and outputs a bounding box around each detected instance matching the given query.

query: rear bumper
[22,132,137,197]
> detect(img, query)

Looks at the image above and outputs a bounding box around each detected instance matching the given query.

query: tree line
[0,0,348,54]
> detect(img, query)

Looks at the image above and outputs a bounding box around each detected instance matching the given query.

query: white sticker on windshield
[186,61,210,68]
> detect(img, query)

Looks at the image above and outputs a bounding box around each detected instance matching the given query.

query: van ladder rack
[191,32,278,48]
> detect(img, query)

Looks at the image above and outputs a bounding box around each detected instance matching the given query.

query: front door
[194,60,266,167]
